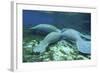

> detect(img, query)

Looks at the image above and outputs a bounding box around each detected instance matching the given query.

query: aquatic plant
[23,39,90,62]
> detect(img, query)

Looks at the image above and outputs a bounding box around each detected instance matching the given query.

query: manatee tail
[33,41,49,53]
[76,38,91,54]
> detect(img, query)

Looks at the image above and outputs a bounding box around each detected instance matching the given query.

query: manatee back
[30,24,61,34]
[43,32,62,44]
[61,29,80,41]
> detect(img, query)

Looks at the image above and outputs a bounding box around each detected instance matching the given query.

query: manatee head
[33,41,48,53]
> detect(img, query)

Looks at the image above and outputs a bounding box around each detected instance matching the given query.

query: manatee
[31,24,91,54]
[61,28,91,41]
[30,24,61,35]
[33,32,62,53]
[61,29,91,54]
[61,29,80,41]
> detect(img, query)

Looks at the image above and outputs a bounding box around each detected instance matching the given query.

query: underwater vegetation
[23,39,90,62]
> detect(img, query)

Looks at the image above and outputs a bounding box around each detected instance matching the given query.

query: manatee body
[33,32,62,53]
[61,29,80,41]
[30,24,61,35]
[61,29,91,54]
[32,25,91,54]
[62,28,91,41]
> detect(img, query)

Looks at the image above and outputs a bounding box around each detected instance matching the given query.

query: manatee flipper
[76,38,91,54]
[30,24,61,35]
[33,32,62,53]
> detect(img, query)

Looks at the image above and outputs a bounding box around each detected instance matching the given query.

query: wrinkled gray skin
[31,24,91,54]
[61,29,91,54]
[33,32,62,53]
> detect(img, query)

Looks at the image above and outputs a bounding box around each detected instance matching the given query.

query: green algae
[23,39,90,62]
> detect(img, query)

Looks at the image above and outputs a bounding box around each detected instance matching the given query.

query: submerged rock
[23,39,90,62]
